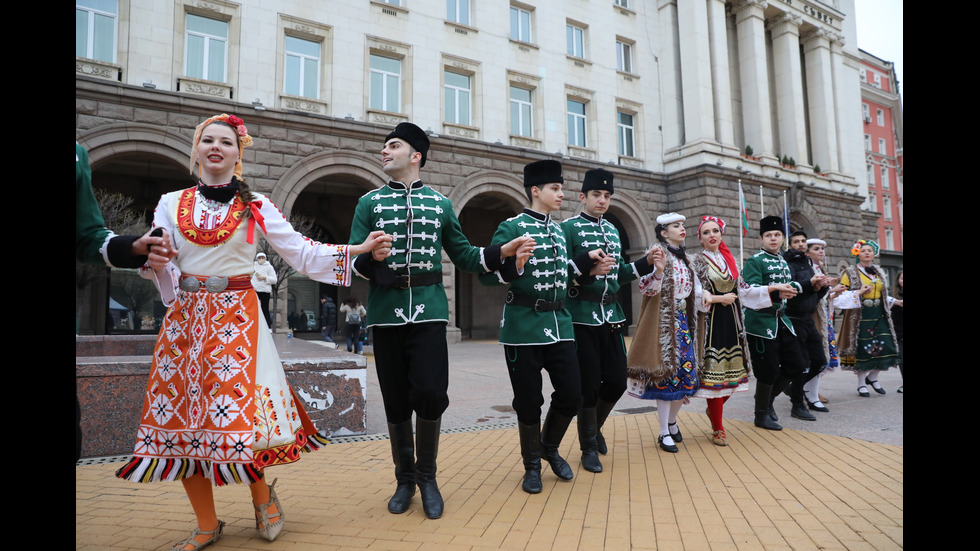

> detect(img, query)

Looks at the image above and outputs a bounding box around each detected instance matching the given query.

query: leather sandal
[171,520,224,551]
[711,430,727,447]
[658,434,678,453]
[857,386,870,397]
[255,478,285,541]
[668,422,683,443]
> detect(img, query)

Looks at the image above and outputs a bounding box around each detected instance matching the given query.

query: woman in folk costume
[833,239,903,397]
[626,212,700,453]
[115,114,389,551]
[690,216,765,446]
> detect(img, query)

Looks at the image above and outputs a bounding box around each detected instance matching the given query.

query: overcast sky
[854,0,904,103]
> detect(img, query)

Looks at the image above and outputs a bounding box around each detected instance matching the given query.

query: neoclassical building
[76,0,880,338]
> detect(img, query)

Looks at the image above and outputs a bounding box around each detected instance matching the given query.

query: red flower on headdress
[225,115,248,137]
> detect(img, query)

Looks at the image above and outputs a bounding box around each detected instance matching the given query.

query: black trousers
[373,323,450,423]
[257,291,272,326]
[791,316,827,385]
[747,320,807,386]
[573,323,628,408]
[504,341,582,425]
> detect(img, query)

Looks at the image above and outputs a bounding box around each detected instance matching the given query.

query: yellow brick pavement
[76,411,902,550]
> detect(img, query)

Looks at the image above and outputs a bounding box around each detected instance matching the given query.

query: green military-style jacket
[480,209,590,346]
[561,212,652,326]
[741,249,804,339]
[350,180,502,327]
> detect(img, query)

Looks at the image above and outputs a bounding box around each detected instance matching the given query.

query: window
[567,100,587,147]
[885,227,894,250]
[510,6,531,43]
[284,36,321,99]
[382,0,401,5]
[185,13,228,82]
[862,103,870,121]
[881,167,889,190]
[447,0,469,25]
[618,112,636,157]
[864,134,871,151]
[883,196,892,220]
[370,54,401,112]
[510,86,533,137]
[877,108,884,127]
[873,73,881,88]
[867,189,876,210]
[859,67,866,82]
[615,0,630,7]
[444,70,471,126]
[616,40,633,73]
[76,0,117,62]
[866,164,875,186]
[566,24,585,58]
[878,138,887,155]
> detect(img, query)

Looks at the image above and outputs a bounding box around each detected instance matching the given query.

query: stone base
[76,335,369,459]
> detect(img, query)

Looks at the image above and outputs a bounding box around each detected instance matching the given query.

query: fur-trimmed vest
[690,252,751,378]
[626,244,700,384]
[837,264,898,360]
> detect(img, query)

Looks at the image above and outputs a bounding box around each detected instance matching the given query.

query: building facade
[858,48,903,273]
[76,0,880,338]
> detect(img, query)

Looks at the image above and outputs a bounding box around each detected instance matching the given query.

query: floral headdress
[189,113,253,180]
[850,239,879,259]
[698,216,739,279]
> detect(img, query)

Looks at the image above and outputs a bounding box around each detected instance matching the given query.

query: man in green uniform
[562,168,655,473]
[480,160,610,494]
[349,123,531,518]
[741,215,805,431]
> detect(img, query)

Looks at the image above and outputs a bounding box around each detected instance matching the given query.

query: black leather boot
[577,408,602,473]
[754,383,783,431]
[386,421,416,514]
[415,417,444,519]
[594,398,617,455]
[541,410,574,480]
[518,421,543,494]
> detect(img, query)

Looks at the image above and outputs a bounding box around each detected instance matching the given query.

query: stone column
[734,0,774,159]
[770,13,808,167]
[678,0,716,144]
[828,32,849,176]
[803,29,839,172]
[707,0,735,147]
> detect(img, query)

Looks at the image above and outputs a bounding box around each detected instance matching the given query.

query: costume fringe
[114,457,262,486]
[304,430,332,451]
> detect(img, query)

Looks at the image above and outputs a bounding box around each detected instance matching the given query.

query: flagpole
[738,180,745,271]
[782,190,789,251]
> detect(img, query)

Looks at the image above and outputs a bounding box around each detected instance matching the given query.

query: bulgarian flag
[739,184,749,236]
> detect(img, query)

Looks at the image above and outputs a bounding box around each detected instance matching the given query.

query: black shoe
[541,410,574,481]
[415,417,444,519]
[668,422,683,443]
[807,400,830,413]
[866,377,886,395]
[517,422,543,494]
[577,408,603,473]
[769,408,779,422]
[791,403,817,421]
[857,386,870,397]
[658,434,679,453]
[386,421,416,514]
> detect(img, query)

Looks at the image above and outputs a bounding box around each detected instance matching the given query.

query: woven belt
[567,287,616,305]
[386,272,442,290]
[862,298,882,307]
[505,290,564,312]
[179,274,253,293]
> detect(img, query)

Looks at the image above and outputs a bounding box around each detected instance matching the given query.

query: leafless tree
[257,214,330,331]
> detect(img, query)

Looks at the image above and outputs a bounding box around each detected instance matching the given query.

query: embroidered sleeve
[638,270,663,296]
[138,193,181,305]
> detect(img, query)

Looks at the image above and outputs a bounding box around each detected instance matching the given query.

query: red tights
[706,396,729,432]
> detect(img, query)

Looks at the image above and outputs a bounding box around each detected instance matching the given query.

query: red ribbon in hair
[699,216,739,279]
[246,201,267,244]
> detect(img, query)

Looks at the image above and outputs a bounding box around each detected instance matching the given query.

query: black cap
[759,215,784,236]
[582,168,614,194]
[384,122,430,167]
[523,160,564,188]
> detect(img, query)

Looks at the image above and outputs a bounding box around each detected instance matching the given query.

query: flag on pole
[739,183,750,236]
